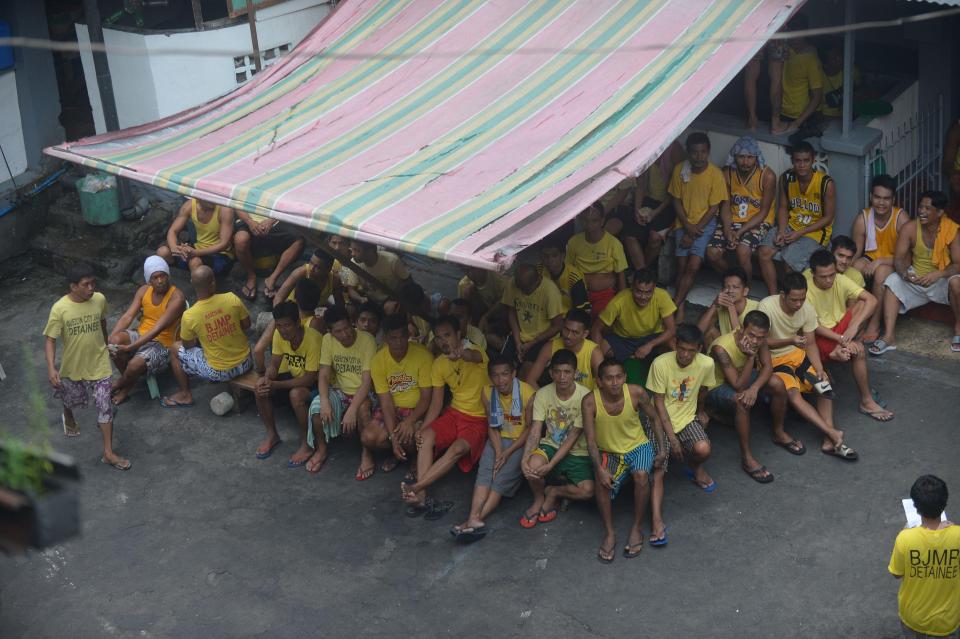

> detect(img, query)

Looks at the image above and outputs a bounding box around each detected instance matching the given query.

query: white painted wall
[77,0,330,134]
[0,71,28,178]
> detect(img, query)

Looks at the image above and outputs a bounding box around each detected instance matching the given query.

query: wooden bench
[227,371,260,413]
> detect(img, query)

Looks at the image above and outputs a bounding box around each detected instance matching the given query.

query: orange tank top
[862,207,904,260]
[140,285,179,347]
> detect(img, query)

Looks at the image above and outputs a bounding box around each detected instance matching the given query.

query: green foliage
[0,346,53,495]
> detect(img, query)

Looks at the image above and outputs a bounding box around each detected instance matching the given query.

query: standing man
[156,198,235,276]
[871,191,960,356]
[44,264,130,471]
[888,475,960,639]
[669,132,728,319]
[591,268,677,365]
[233,210,304,301]
[253,301,321,467]
[400,316,489,518]
[108,256,186,405]
[162,266,252,408]
[706,136,777,283]
[758,141,835,294]
[526,309,602,390]
[565,203,629,317]
[771,14,824,137]
[696,266,759,348]
[501,264,564,376]
[583,358,665,563]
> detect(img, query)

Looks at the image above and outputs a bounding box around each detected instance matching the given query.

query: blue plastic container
[0,22,12,71]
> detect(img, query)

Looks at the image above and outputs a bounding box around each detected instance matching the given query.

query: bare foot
[541,486,559,513]
[400,482,420,503]
[111,387,130,406]
[380,456,400,473]
[771,120,788,134]
[746,115,758,131]
[305,450,327,474]
[828,345,851,362]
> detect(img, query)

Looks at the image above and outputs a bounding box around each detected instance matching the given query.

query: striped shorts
[646,417,708,473]
[600,442,654,499]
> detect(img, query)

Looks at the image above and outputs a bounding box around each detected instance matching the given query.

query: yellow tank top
[718,298,759,336]
[550,336,598,390]
[862,207,904,260]
[191,200,234,258]
[727,167,771,224]
[288,263,334,305]
[140,285,178,347]
[913,223,935,277]
[593,386,648,453]
[784,170,832,245]
[709,331,749,382]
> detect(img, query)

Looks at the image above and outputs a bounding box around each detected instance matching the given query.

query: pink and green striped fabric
[45,0,794,270]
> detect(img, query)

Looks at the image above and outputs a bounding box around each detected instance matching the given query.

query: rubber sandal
[685,468,717,493]
[623,541,644,559]
[822,442,858,461]
[240,284,257,301]
[774,438,806,456]
[423,500,453,521]
[405,502,429,518]
[263,284,278,299]
[537,509,558,523]
[451,525,487,544]
[519,512,539,529]
[858,407,894,422]
[62,414,80,438]
[649,527,669,547]
[255,439,282,460]
[287,458,308,469]
[742,465,774,484]
[868,339,896,356]
[355,467,375,481]
[597,542,616,564]
[159,396,194,409]
[379,457,400,473]
[99,456,131,471]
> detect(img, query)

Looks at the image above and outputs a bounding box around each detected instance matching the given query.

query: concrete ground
[2,263,959,639]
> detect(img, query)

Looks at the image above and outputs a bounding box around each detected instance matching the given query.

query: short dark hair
[381,313,408,334]
[722,266,749,287]
[911,475,948,519]
[809,249,836,271]
[686,131,710,151]
[549,348,577,370]
[294,278,322,313]
[597,357,624,379]
[433,314,460,335]
[781,272,808,294]
[676,323,702,345]
[789,140,816,159]
[357,300,384,322]
[871,174,897,194]
[272,300,300,323]
[487,354,515,374]
[310,248,334,267]
[633,267,657,285]
[66,263,96,286]
[742,310,770,331]
[564,308,591,330]
[323,305,350,328]
[919,190,948,210]
[830,235,857,254]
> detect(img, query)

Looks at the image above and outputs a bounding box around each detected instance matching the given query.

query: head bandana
[726,136,765,169]
[143,255,170,283]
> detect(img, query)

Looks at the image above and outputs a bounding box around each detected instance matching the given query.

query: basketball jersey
[725,166,771,224]
[782,169,833,245]
[861,207,905,260]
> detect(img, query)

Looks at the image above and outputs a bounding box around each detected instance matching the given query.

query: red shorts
[816,308,854,362]
[428,408,488,472]
[588,287,617,318]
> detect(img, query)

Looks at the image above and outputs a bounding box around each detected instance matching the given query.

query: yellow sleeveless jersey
[861,207,904,261]
[725,166,772,224]
[782,169,833,245]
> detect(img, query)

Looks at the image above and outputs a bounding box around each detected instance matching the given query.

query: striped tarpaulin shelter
[46,0,795,271]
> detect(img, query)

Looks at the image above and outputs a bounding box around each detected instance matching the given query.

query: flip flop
[379,457,400,473]
[405,502,430,518]
[519,512,539,529]
[742,465,774,484]
[868,339,896,356]
[685,468,717,493]
[597,541,616,564]
[537,509,558,523]
[159,396,194,409]
[774,438,806,456]
[255,439,282,460]
[61,414,80,437]
[99,456,131,471]
[240,284,257,301]
[649,527,669,547]
[858,407,894,422]
[423,500,453,521]
[263,284,278,299]
[287,458,308,469]
[822,442,859,461]
[355,467,375,481]
[623,540,644,559]
[451,525,487,543]
[305,455,326,474]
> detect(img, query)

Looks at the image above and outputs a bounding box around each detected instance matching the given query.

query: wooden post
[191,0,204,31]
[245,0,262,73]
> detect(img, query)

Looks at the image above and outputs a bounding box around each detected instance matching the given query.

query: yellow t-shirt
[709,331,750,382]
[487,380,534,440]
[431,347,489,417]
[550,336,598,390]
[780,48,824,119]
[501,277,564,343]
[272,326,322,378]
[341,250,409,303]
[646,352,717,432]
[803,269,864,327]
[599,287,676,338]
[43,292,112,381]
[538,262,587,314]
[717,298,760,336]
[370,342,433,409]
[565,231,629,275]
[757,295,819,358]
[819,67,859,118]
[593,386,648,454]
[783,170,833,245]
[668,162,726,226]
[888,525,960,636]
[843,267,866,288]
[532,382,591,456]
[457,271,508,310]
[320,329,376,395]
[179,293,251,370]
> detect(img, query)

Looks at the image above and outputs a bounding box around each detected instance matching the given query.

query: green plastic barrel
[77,175,120,226]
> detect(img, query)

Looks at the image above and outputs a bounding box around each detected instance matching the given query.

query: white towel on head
[864,209,878,253]
[143,255,170,283]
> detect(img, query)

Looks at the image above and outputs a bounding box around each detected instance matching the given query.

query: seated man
[696,266,759,348]
[367,314,434,476]
[356,300,384,346]
[647,324,718,508]
[451,356,534,542]
[537,237,589,315]
[758,273,858,460]
[308,306,378,476]
[871,191,960,356]
[108,256,186,405]
[343,240,413,305]
[272,248,342,309]
[156,198,235,276]
[831,235,866,288]
[851,175,907,340]
[526,308,602,390]
[44,263,130,471]
[448,298,487,351]
[591,268,677,364]
[583,358,665,563]
[401,315,489,518]
[519,349,594,527]
[233,210,304,301]
[669,132,727,319]
[254,278,323,374]
[758,141,835,295]
[804,250,892,421]
[458,266,508,323]
[707,310,775,483]
[706,136,776,283]
[254,301,321,467]
[162,266,252,408]
[565,203,628,317]
[501,263,564,376]
[398,282,434,344]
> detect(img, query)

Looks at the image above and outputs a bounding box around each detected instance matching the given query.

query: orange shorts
[771,346,816,393]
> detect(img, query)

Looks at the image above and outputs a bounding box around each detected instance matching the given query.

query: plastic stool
[146,375,160,399]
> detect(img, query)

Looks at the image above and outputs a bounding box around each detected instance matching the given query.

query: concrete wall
[77,0,331,134]
[0,71,28,178]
